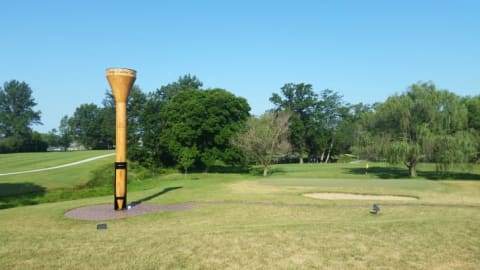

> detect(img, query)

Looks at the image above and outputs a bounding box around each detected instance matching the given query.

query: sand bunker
[304,193,418,201]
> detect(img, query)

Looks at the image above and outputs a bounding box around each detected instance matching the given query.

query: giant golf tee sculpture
[106,68,136,210]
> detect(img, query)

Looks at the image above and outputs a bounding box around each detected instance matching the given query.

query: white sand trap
[304,193,418,201]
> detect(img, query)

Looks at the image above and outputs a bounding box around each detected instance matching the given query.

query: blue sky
[1,0,479,133]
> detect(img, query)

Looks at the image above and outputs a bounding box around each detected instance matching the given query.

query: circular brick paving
[65,203,195,221]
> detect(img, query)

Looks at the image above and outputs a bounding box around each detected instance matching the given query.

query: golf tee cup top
[106,68,136,210]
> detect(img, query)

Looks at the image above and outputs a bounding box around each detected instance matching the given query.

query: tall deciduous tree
[232,111,291,176]
[354,82,476,177]
[132,76,203,167]
[160,89,250,170]
[315,89,344,162]
[70,103,107,149]
[270,83,318,163]
[58,115,73,151]
[0,80,46,153]
[0,80,42,137]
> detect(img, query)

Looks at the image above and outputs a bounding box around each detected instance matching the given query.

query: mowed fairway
[0,158,479,269]
[0,150,114,196]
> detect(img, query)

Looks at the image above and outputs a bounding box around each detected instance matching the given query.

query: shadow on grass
[0,183,47,209]
[417,171,480,181]
[348,167,409,179]
[348,166,480,180]
[187,165,250,174]
[0,182,46,197]
[132,186,182,205]
[249,166,286,177]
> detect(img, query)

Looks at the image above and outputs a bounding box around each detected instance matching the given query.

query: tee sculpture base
[106,68,136,210]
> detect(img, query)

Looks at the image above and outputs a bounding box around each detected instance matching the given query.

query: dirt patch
[65,203,195,221]
[304,193,418,201]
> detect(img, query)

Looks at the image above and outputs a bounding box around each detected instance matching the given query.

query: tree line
[1,76,479,176]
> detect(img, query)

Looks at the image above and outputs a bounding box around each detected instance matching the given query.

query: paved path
[0,153,115,176]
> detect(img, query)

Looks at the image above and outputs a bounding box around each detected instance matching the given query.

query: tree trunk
[263,166,268,177]
[408,163,417,177]
[325,145,332,163]
[299,156,304,164]
[320,151,325,163]
[325,140,334,163]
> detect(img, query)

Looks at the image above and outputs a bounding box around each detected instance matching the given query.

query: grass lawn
[0,150,114,174]
[0,158,479,269]
[0,150,114,191]
[0,151,115,207]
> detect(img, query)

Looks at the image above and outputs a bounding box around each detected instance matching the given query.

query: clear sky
[1,0,479,133]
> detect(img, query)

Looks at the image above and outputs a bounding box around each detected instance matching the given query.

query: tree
[270,83,318,163]
[134,90,166,167]
[159,89,250,170]
[464,95,480,161]
[70,103,109,149]
[157,74,203,101]
[464,95,480,131]
[46,128,60,148]
[315,89,344,162]
[131,76,203,168]
[335,103,372,158]
[354,82,476,177]
[0,80,42,137]
[232,111,291,176]
[58,115,74,151]
[178,146,199,177]
[0,80,45,152]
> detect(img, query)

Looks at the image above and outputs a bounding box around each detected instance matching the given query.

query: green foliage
[160,88,250,169]
[270,84,350,163]
[232,111,291,176]
[178,146,199,176]
[464,95,480,160]
[0,80,42,137]
[0,80,46,153]
[70,103,111,149]
[270,83,318,162]
[157,74,203,101]
[314,89,346,162]
[58,115,73,150]
[135,90,166,167]
[354,82,477,176]
[0,132,47,153]
[130,76,203,168]
[335,103,371,156]
[67,85,147,151]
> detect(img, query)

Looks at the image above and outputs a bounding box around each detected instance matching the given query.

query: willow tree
[355,82,476,177]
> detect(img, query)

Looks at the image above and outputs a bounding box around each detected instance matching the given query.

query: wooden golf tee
[106,68,136,210]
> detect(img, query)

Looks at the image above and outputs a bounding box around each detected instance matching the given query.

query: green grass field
[0,152,479,269]
[0,150,115,207]
[0,150,114,174]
